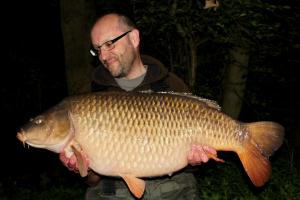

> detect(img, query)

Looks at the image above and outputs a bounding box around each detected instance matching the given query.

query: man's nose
[99,49,109,61]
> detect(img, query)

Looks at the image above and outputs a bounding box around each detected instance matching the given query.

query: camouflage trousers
[85,172,200,200]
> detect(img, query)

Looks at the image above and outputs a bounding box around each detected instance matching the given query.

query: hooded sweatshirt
[91,55,190,93]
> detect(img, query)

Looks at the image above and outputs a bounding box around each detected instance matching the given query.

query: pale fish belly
[74,118,193,177]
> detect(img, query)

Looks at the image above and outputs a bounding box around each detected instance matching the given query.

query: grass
[0,167,86,200]
[197,150,300,200]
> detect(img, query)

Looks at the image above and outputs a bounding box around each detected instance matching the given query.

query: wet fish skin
[16,91,285,198]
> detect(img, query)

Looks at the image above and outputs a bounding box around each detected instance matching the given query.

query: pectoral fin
[71,142,88,177]
[120,174,145,199]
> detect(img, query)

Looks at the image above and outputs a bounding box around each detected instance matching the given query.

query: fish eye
[35,118,43,125]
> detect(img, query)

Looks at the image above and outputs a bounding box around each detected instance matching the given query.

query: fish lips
[16,128,49,149]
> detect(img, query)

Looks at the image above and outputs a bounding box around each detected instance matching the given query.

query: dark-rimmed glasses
[90,30,132,56]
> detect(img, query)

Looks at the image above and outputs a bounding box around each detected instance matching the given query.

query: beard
[106,59,130,78]
[114,68,128,78]
[108,49,136,79]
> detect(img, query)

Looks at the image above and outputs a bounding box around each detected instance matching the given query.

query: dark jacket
[91,55,190,93]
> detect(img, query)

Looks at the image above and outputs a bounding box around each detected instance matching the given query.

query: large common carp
[17,91,284,198]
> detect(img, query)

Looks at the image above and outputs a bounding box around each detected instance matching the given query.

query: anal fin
[120,174,145,199]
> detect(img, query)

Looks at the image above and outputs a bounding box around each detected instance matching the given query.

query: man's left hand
[187,145,217,166]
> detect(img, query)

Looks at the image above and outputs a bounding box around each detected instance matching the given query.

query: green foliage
[131,0,296,93]
[209,0,289,48]
[131,0,299,123]
[0,166,86,200]
[196,152,300,199]
[132,0,210,84]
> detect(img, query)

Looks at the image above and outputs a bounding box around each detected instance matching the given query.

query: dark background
[3,0,69,186]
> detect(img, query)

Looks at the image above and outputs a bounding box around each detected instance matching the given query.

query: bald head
[91,14,136,45]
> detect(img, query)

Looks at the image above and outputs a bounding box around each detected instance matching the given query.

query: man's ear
[129,29,140,48]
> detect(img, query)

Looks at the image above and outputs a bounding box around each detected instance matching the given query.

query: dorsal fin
[139,90,221,111]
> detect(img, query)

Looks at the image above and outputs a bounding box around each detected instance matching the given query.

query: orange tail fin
[237,121,284,186]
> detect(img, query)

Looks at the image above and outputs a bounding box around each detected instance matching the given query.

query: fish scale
[17,91,284,198]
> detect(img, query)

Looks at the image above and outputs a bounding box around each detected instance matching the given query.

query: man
[85,12,216,200]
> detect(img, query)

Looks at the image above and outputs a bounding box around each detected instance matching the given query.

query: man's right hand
[59,151,79,173]
[187,145,219,166]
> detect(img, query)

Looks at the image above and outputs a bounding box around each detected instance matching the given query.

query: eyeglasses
[90,30,132,56]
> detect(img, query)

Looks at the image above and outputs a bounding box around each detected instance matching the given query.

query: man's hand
[187,145,218,166]
[59,151,100,186]
[59,151,79,172]
[59,143,90,177]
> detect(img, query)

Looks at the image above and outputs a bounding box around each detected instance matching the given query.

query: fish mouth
[16,130,46,149]
[16,130,27,147]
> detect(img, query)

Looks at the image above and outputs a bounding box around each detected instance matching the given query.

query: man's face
[91,15,136,79]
